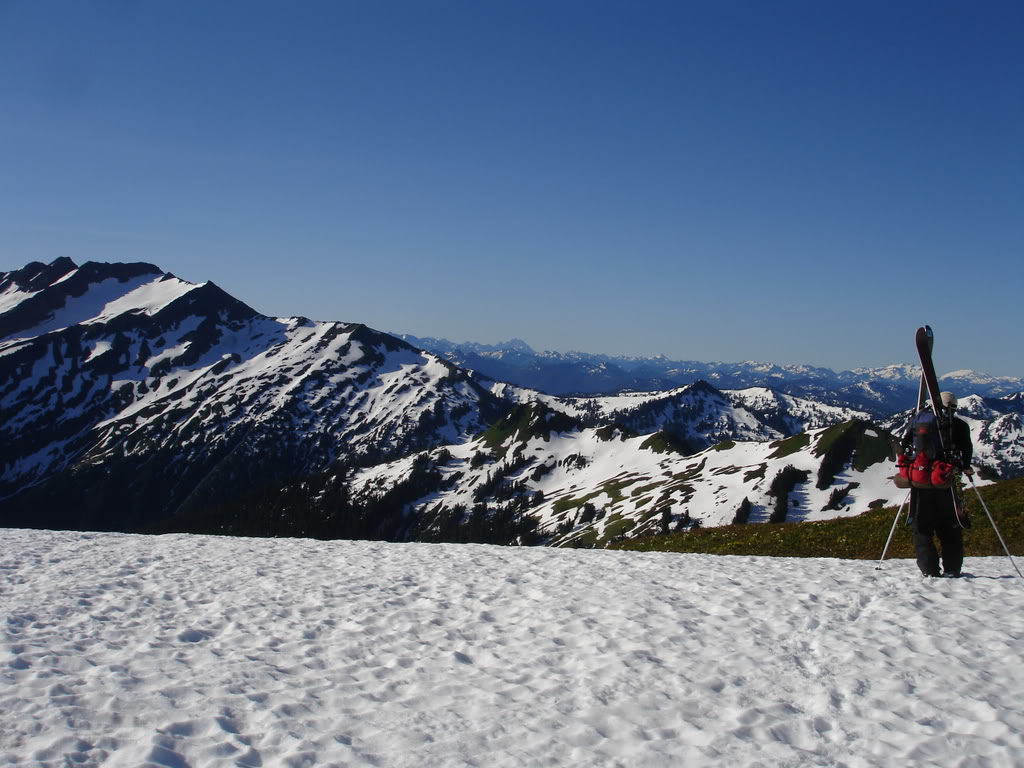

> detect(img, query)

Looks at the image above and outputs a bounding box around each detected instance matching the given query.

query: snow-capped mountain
[396,334,1024,414]
[394,334,678,396]
[1,259,507,529]
[2,258,1020,541]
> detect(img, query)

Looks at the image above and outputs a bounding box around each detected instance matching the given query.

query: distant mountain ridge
[395,333,1024,414]
[2,258,1021,543]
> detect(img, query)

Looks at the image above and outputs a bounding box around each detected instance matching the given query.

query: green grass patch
[612,477,1024,559]
[640,430,686,454]
[551,491,603,515]
[600,478,635,503]
[631,481,664,498]
[562,528,599,548]
[813,421,857,457]
[852,427,896,471]
[551,478,633,515]
[712,465,742,476]
[660,481,695,502]
[813,420,897,489]
[479,407,531,452]
[674,458,708,482]
[479,403,578,455]
[768,433,810,459]
[602,514,637,541]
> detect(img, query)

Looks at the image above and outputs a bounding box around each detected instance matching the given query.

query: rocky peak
[0,257,78,293]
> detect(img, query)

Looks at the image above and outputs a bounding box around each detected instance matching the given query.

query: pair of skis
[913,325,969,528]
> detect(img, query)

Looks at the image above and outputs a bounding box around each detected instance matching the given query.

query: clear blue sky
[1,1,1021,375]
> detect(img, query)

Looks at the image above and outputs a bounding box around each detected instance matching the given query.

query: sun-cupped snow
[3,529,1021,768]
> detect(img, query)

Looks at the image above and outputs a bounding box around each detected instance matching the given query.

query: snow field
[2,529,1023,768]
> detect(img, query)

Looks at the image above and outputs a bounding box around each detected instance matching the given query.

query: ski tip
[915,326,935,349]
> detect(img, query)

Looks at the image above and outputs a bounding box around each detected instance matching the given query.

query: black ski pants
[911,488,963,576]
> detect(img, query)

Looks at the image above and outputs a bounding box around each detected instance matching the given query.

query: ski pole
[876,491,912,569]
[967,475,1023,580]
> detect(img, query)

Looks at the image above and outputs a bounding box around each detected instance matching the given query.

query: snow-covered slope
[351,403,903,547]
[2,529,1022,768]
[0,260,507,526]
[493,383,870,449]
[956,395,1024,479]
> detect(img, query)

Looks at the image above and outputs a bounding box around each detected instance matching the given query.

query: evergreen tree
[732,497,752,525]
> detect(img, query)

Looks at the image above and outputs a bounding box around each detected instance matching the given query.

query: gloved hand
[963,465,974,477]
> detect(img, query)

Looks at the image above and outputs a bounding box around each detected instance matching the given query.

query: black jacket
[902,412,973,468]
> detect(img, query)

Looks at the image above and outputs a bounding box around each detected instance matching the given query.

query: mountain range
[394,333,1024,415]
[2,258,1021,544]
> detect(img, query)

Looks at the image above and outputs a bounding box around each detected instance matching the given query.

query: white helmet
[940,391,958,410]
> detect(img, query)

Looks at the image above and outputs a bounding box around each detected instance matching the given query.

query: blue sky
[1,1,1021,375]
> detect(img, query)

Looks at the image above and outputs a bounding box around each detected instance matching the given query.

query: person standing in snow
[904,392,974,578]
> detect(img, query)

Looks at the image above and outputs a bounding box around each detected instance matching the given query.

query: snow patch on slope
[83,275,198,324]
[0,274,159,341]
[0,284,36,315]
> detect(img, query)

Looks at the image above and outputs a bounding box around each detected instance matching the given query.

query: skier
[904,391,974,578]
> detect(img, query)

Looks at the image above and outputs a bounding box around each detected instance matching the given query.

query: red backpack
[897,410,954,488]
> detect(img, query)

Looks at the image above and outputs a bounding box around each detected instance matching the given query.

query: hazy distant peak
[392,333,537,356]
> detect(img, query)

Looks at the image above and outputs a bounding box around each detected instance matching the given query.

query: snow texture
[2,529,1022,768]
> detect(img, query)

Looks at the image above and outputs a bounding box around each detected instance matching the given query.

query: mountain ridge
[394,333,1023,411]
[2,258,1021,543]
[1,259,508,529]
